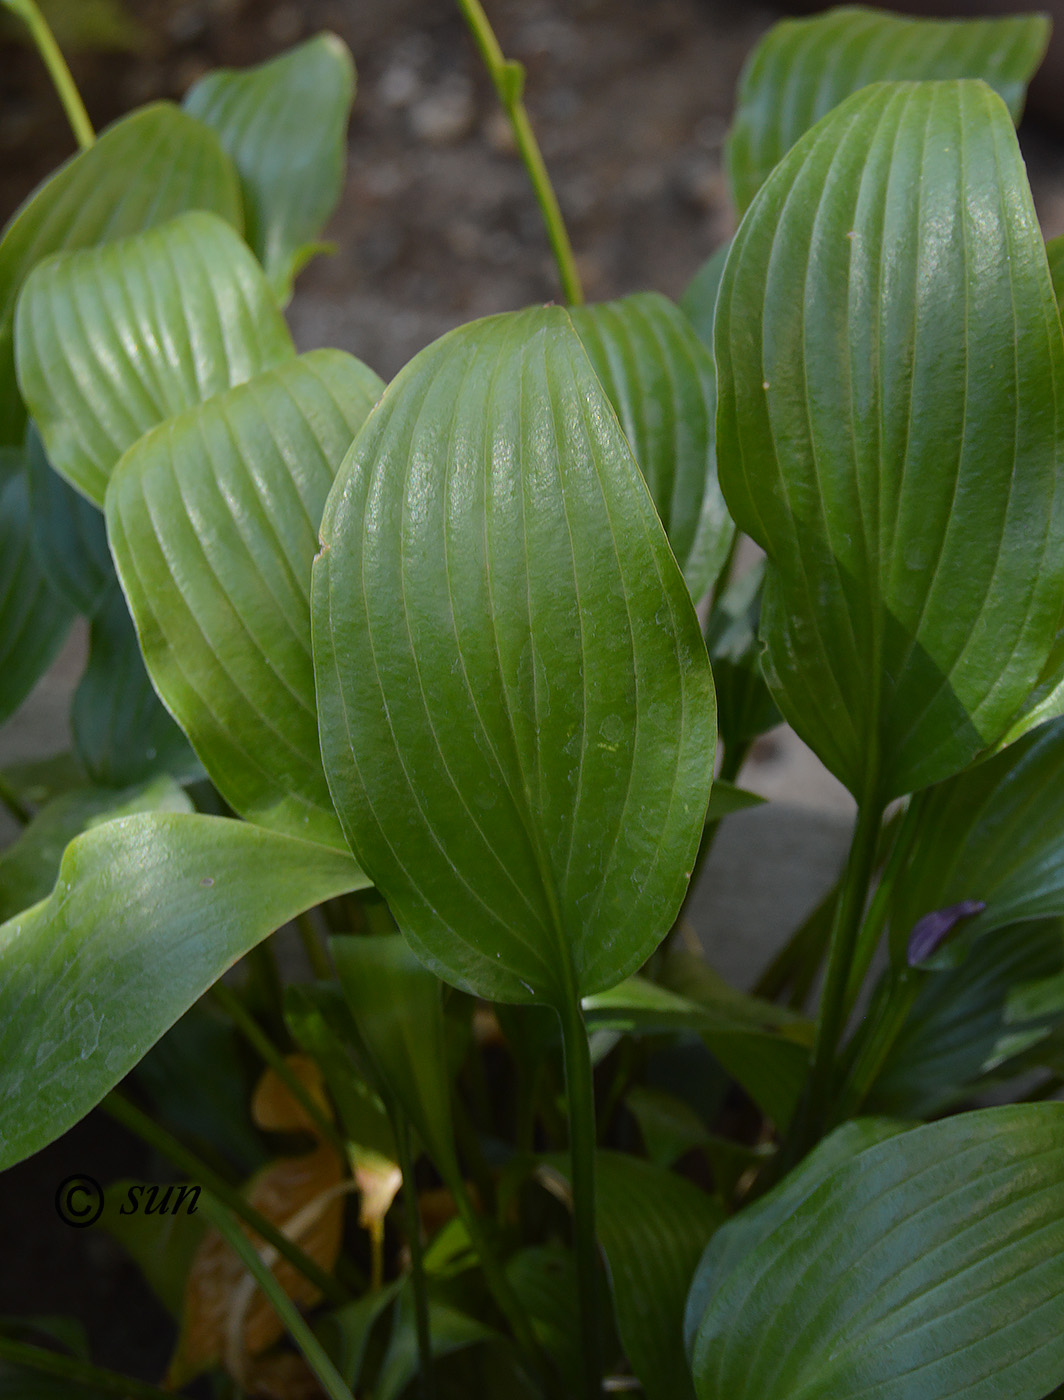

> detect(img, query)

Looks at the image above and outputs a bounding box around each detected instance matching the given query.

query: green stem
[296,909,334,979]
[557,991,601,1400]
[395,1115,436,1400]
[842,795,922,1011]
[2,0,93,148]
[791,793,885,1155]
[832,969,919,1122]
[0,1337,174,1399]
[102,1091,348,1306]
[456,0,584,304]
[198,1193,356,1400]
[210,982,346,1157]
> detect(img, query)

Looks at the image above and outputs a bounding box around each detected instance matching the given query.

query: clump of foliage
[3,2,1064,1397]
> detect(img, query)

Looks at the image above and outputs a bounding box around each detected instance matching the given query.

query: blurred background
[3,0,1064,1387]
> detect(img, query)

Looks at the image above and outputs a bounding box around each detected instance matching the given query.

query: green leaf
[376,1287,496,1400]
[867,920,1064,1116]
[24,422,110,615]
[658,950,811,1130]
[285,982,397,1160]
[16,210,294,504]
[716,80,1064,804]
[688,1105,1064,1400]
[704,779,764,822]
[504,1246,582,1394]
[1047,234,1064,312]
[73,582,199,787]
[549,1150,722,1400]
[568,292,734,600]
[680,241,729,352]
[184,33,356,301]
[0,460,72,724]
[0,772,190,922]
[684,1117,909,1355]
[331,932,460,1183]
[0,812,367,1168]
[583,970,804,1038]
[888,718,1064,960]
[0,102,242,447]
[726,8,1049,214]
[624,1085,711,1169]
[107,349,382,848]
[314,306,716,1005]
[316,1282,403,1390]
[0,752,86,811]
[704,559,781,756]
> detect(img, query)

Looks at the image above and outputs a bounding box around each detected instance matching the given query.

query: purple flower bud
[906,900,986,967]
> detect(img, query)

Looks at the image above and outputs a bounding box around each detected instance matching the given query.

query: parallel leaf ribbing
[16,210,293,504]
[689,1107,1064,1400]
[107,350,382,850]
[184,34,355,299]
[715,80,1064,801]
[0,102,241,445]
[726,8,1048,213]
[314,306,715,1004]
[568,292,733,602]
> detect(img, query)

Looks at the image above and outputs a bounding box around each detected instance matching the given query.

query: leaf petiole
[1,0,94,149]
[557,988,602,1400]
[456,0,584,305]
[198,1192,357,1400]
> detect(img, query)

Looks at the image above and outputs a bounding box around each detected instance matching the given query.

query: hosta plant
[3,2,1064,1398]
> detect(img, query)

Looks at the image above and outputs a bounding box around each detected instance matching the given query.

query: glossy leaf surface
[185,34,355,301]
[0,102,242,445]
[888,718,1064,959]
[717,81,1064,802]
[17,210,294,503]
[108,349,382,849]
[0,773,190,923]
[727,8,1048,213]
[0,812,367,1169]
[314,307,715,1004]
[0,462,72,724]
[73,583,198,787]
[568,292,733,600]
[684,1118,910,1355]
[689,1106,1064,1400]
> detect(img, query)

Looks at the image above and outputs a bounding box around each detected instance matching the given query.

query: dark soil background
[4,0,1064,1391]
